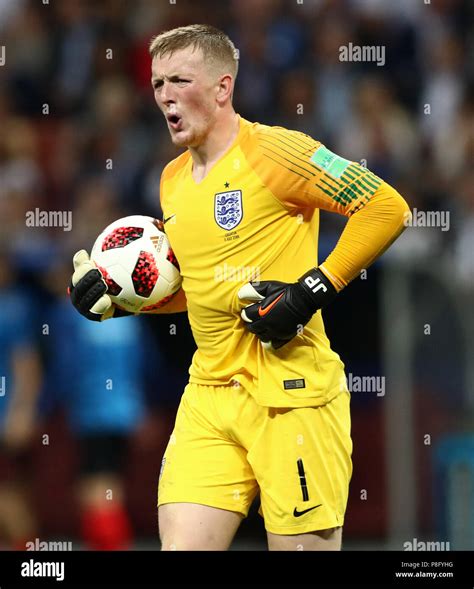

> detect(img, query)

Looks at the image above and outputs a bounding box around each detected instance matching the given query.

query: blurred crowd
[0,0,472,548]
[0,0,472,270]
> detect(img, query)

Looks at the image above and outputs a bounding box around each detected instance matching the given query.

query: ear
[216,74,234,104]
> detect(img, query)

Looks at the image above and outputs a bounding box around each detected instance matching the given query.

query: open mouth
[166,113,183,130]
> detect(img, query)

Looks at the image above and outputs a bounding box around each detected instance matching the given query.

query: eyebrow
[151,73,193,83]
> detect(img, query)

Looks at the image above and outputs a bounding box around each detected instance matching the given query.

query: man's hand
[238,268,337,350]
[69,250,133,321]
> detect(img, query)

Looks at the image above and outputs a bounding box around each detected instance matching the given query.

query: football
[90,215,182,313]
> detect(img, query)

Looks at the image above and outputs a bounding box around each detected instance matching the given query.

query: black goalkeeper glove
[238,268,337,350]
[68,250,134,321]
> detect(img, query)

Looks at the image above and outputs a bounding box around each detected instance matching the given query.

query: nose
[160,80,175,106]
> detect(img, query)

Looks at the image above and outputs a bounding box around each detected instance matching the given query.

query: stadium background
[0,0,472,550]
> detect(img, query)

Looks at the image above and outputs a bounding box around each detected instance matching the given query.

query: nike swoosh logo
[163,214,176,224]
[258,292,284,317]
[293,504,322,517]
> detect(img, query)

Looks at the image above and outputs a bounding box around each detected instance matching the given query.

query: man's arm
[139,287,187,314]
[319,181,410,291]
[239,181,409,349]
[238,128,410,348]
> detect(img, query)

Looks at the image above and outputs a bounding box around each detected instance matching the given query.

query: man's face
[151,47,219,148]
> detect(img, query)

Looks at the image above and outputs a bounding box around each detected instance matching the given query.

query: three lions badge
[214,190,243,230]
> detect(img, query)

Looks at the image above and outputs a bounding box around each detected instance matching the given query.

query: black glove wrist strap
[297,267,337,313]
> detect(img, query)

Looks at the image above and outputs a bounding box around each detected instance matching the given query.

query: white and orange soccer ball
[90,215,182,313]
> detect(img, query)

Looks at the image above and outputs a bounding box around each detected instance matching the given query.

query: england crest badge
[214,190,243,230]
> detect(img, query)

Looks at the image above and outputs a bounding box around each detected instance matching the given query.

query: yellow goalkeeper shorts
[158,382,352,535]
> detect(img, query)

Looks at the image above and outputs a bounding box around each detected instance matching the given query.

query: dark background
[0,0,472,550]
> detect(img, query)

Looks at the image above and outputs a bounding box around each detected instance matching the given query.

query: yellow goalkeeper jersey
[159,116,385,407]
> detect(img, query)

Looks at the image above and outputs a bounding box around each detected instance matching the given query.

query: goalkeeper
[69,24,410,551]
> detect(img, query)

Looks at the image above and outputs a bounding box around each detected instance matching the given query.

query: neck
[189,111,239,169]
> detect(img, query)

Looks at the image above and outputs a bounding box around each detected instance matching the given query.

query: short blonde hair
[149,24,239,79]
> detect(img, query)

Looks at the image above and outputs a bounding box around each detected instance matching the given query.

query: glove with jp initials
[68,250,133,321]
[238,268,337,350]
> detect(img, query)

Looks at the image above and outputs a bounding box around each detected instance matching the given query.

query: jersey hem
[185,377,348,409]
